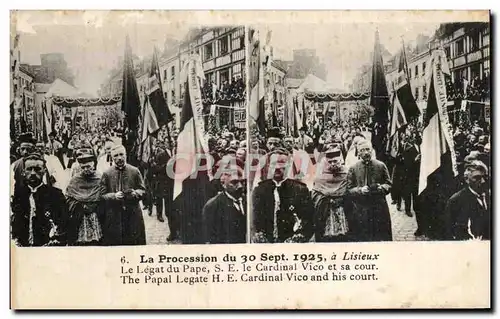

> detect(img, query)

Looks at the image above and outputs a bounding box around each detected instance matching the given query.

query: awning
[51,96,121,107]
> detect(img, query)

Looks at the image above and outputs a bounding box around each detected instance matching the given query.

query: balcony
[467,50,482,63]
[203,59,215,71]
[454,56,466,67]
[215,54,231,68]
[231,49,244,62]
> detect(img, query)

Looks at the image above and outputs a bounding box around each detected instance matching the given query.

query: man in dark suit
[346,140,392,242]
[202,163,246,244]
[252,148,314,243]
[445,161,490,240]
[401,134,421,219]
[151,139,178,241]
[11,153,68,246]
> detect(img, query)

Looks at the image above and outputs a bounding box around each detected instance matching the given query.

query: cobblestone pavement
[142,197,427,244]
[387,196,430,241]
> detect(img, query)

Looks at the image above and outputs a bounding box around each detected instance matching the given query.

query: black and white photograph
[248,21,491,243]
[10,12,248,246]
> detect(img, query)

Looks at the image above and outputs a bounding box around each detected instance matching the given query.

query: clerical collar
[224,191,241,202]
[273,178,287,187]
[28,182,43,193]
[115,164,126,171]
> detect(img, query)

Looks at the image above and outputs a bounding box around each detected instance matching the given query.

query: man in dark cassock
[11,133,36,196]
[99,144,146,246]
[151,139,178,241]
[11,153,68,246]
[252,148,314,243]
[311,145,349,242]
[346,140,392,242]
[445,161,490,241]
[66,153,103,246]
[202,163,246,244]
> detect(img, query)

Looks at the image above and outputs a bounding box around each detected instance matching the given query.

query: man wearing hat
[252,148,314,243]
[346,140,392,242]
[100,144,146,246]
[11,133,36,196]
[11,153,68,246]
[202,162,247,244]
[65,152,103,246]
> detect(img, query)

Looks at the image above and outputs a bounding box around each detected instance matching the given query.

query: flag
[394,42,420,120]
[370,30,390,160]
[271,88,278,127]
[294,97,303,137]
[173,55,211,244]
[248,29,266,134]
[42,105,52,143]
[386,90,407,158]
[301,97,308,132]
[418,49,459,239]
[19,92,27,132]
[147,46,174,128]
[121,35,141,161]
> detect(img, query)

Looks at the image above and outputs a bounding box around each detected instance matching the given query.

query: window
[415,87,419,100]
[163,69,167,81]
[422,62,426,76]
[220,68,230,85]
[444,46,451,59]
[408,67,412,79]
[218,36,229,56]
[470,32,480,51]
[204,43,213,61]
[422,84,427,100]
[239,35,245,49]
[170,66,175,79]
[164,92,168,101]
[171,89,176,103]
[456,38,465,55]
[205,73,214,84]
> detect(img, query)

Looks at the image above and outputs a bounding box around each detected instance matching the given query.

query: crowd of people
[9,108,490,246]
[9,122,248,247]
[249,114,490,243]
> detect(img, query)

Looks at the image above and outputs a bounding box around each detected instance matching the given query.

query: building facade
[100,26,247,130]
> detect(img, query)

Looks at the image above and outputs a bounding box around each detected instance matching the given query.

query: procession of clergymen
[10,16,490,246]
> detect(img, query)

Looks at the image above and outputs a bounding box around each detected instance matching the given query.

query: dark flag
[271,88,278,127]
[121,35,141,164]
[19,93,27,133]
[301,97,308,132]
[418,49,459,239]
[10,101,15,141]
[147,46,174,128]
[394,42,420,120]
[370,30,390,161]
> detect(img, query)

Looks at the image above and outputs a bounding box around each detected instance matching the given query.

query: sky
[16,11,192,96]
[262,22,441,91]
[16,11,441,95]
